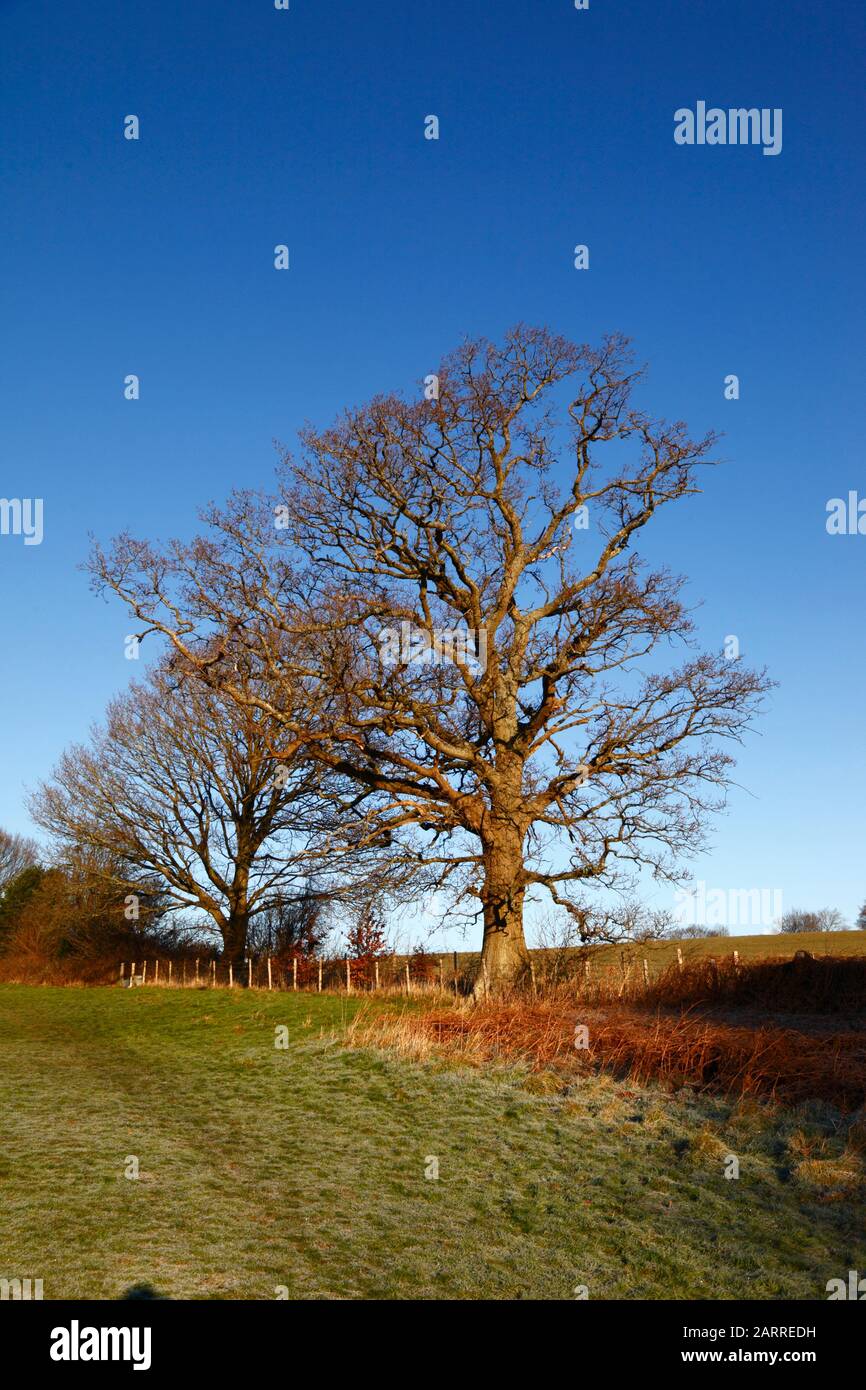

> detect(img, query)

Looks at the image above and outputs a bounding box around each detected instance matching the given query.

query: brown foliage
[345,911,389,988]
[349,959,866,1111]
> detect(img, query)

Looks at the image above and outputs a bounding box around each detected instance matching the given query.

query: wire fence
[116,945,721,1000]
[118,953,464,994]
[117,940,854,1002]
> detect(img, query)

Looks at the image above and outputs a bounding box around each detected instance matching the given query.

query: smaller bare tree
[0,828,40,891]
[29,658,405,969]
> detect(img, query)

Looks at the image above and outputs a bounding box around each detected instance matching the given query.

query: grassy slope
[584,929,866,968]
[0,984,863,1300]
[439,929,866,980]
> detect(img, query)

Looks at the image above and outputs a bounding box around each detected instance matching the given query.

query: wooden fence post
[405,961,410,994]
[154,959,160,986]
[617,960,631,998]
[267,957,273,991]
[132,961,137,984]
[194,958,199,986]
[676,947,684,972]
[248,958,253,989]
[374,959,379,991]
[120,962,126,983]
[142,960,148,986]
[642,958,650,988]
[229,963,234,989]
[293,957,298,992]
[732,950,740,968]
[168,960,173,986]
[318,959,322,993]
[211,960,216,987]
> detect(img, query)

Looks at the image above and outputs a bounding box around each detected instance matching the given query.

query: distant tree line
[777,907,852,934]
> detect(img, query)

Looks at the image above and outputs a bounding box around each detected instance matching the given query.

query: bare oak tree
[91,326,771,989]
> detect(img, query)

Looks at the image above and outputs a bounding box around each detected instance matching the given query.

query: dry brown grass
[584,1009,866,1109]
[0,956,120,986]
[529,952,866,1014]
[641,953,866,1014]
[346,995,866,1111]
[793,1153,864,1197]
[847,1111,866,1154]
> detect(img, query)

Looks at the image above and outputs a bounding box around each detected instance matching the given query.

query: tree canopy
[91,325,771,988]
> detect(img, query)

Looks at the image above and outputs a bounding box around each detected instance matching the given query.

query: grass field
[1,983,864,1300]
[581,929,866,968]
[370,929,866,977]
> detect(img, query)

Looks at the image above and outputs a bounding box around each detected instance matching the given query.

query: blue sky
[1,0,864,943]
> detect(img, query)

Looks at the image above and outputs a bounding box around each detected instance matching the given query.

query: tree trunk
[222,912,249,977]
[475,822,530,995]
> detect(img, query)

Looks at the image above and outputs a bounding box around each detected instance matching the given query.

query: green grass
[0,983,863,1300]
